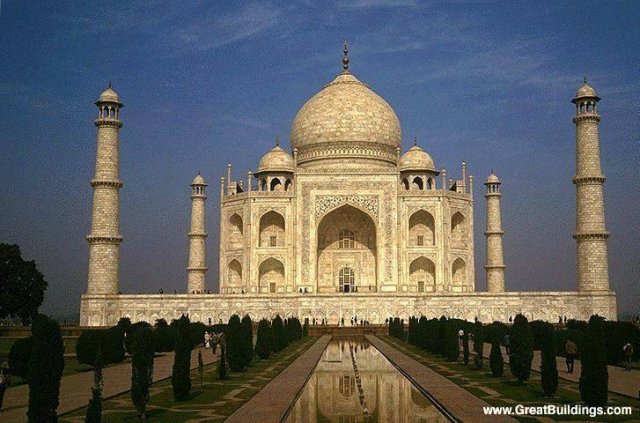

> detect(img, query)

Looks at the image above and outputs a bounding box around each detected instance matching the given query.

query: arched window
[270,178,282,191]
[409,210,435,246]
[228,214,244,249]
[427,178,433,190]
[284,179,293,191]
[412,176,424,190]
[451,212,466,247]
[401,178,409,190]
[338,229,355,249]
[339,267,355,293]
[259,211,285,247]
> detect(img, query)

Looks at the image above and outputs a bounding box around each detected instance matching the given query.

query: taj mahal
[79,46,617,326]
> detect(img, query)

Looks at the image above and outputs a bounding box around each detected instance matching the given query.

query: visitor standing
[503,334,511,355]
[565,339,578,373]
[204,331,211,348]
[623,342,634,371]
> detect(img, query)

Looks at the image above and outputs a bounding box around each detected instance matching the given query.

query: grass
[59,336,318,423]
[382,336,640,422]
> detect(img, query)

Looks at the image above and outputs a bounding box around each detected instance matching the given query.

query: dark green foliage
[407,317,417,345]
[445,318,460,361]
[131,326,154,420]
[76,330,102,366]
[539,322,558,397]
[554,328,583,358]
[85,350,103,423]
[218,339,228,380]
[171,315,192,400]
[417,316,428,350]
[102,326,125,364]
[437,316,447,356]
[472,320,484,369]
[426,318,439,352]
[509,314,534,384]
[462,330,470,365]
[116,317,131,334]
[154,323,175,352]
[272,315,287,352]
[602,321,640,365]
[241,315,253,366]
[579,315,608,406]
[489,341,504,377]
[125,321,151,354]
[190,321,207,349]
[389,317,405,340]
[8,336,32,379]
[484,321,510,345]
[0,243,47,324]
[303,319,309,337]
[530,320,549,350]
[197,350,204,391]
[27,315,65,423]
[255,319,273,359]
[227,315,245,371]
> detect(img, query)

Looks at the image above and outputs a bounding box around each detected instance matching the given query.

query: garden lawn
[383,336,639,423]
[59,336,318,423]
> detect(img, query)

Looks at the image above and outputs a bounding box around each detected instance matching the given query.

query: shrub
[462,330,470,365]
[154,324,175,352]
[27,315,65,423]
[417,316,428,350]
[603,321,640,365]
[125,321,151,354]
[272,315,286,352]
[85,350,103,423]
[509,314,534,384]
[190,321,207,349]
[427,318,439,352]
[472,320,484,369]
[255,319,273,359]
[484,321,509,345]
[101,326,125,364]
[437,316,447,356]
[303,320,309,337]
[218,338,228,380]
[76,330,102,366]
[131,326,155,420]
[554,328,583,358]
[445,319,460,362]
[171,315,192,400]
[530,320,550,350]
[539,322,558,397]
[241,315,253,366]
[489,341,504,377]
[9,337,33,379]
[579,315,608,406]
[227,315,245,371]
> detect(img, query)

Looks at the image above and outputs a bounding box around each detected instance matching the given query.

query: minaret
[572,79,610,292]
[484,172,505,292]
[187,173,208,294]
[86,83,123,295]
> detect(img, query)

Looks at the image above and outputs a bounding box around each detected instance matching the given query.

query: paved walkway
[368,336,517,423]
[226,335,332,423]
[1,347,218,422]
[476,342,640,399]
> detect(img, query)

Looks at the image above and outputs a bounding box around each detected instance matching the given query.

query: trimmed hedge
[579,315,608,406]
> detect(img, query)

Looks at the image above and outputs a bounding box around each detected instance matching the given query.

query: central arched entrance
[316,204,377,293]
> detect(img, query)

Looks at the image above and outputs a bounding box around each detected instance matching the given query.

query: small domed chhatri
[399,143,436,172]
[97,82,123,105]
[573,77,600,101]
[486,172,500,184]
[191,173,206,186]
[257,142,295,174]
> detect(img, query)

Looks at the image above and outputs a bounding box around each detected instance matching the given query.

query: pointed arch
[270,178,282,191]
[259,258,284,293]
[227,259,242,287]
[259,211,285,247]
[401,178,409,190]
[451,212,466,247]
[409,256,436,292]
[451,257,466,289]
[409,210,435,246]
[412,176,424,190]
[228,213,244,249]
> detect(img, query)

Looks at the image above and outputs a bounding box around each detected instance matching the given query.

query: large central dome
[290,71,402,167]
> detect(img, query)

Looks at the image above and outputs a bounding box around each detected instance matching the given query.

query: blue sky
[0,1,638,317]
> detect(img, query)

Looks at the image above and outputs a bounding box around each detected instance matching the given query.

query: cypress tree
[241,315,253,366]
[255,319,273,359]
[437,316,447,356]
[131,326,154,421]
[509,314,534,384]
[27,315,64,423]
[227,314,245,371]
[539,322,558,398]
[473,320,484,369]
[418,316,428,350]
[579,315,608,406]
[272,315,286,352]
[445,319,460,361]
[171,315,192,400]
[489,341,504,377]
[85,349,103,423]
[303,319,309,337]
[218,334,228,380]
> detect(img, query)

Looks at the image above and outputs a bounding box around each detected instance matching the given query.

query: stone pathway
[1,347,218,422]
[477,343,640,399]
[367,335,517,423]
[226,335,331,423]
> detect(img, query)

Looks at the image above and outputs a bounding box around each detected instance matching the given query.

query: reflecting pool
[285,338,449,423]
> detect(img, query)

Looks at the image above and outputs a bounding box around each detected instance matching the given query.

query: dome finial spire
[413,136,417,146]
[275,136,280,147]
[583,75,587,84]
[108,80,112,89]
[342,40,350,72]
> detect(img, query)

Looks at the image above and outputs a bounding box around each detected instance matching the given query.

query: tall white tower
[572,79,610,292]
[86,83,123,295]
[484,172,505,292]
[187,173,208,293]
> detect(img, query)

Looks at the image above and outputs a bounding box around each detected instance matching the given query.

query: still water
[285,338,449,423]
